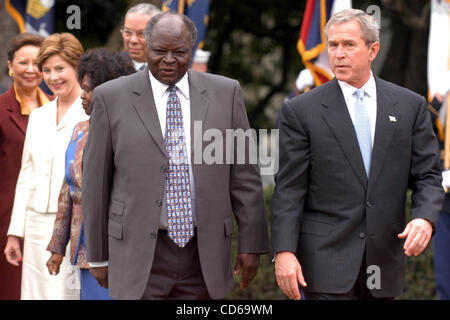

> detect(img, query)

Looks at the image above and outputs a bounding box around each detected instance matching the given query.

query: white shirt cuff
[88,261,108,268]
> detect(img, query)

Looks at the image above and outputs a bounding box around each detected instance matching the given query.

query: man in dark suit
[82,12,269,300]
[271,8,444,300]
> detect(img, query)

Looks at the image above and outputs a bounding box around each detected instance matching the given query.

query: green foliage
[204,0,306,129]
[225,185,287,300]
[226,188,438,300]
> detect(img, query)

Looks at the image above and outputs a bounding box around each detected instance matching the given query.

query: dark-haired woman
[0,32,51,300]
[46,48,135,300]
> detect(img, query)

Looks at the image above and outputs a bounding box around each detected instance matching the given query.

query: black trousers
[304,253,394,300]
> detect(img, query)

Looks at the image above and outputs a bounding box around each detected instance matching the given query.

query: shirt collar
[338,71,376,100]
[148,70,190,100]
[132,59,146,71]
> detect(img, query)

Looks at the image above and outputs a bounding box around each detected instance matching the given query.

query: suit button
[160,166,167,172]
[150,232,157,239]
[155,200,162,207]
[366,201,373,208]
[359,232,366,239]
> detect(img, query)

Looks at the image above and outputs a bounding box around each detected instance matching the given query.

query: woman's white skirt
[21,208,80,300]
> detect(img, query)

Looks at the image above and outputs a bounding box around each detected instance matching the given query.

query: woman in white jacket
[4,33,88,300]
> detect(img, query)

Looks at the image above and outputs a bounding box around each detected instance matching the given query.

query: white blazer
[7,97,89,238]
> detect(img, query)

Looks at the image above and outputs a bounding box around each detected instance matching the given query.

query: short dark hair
[144,11,198,51]
[77,48,136,89]
[7,32,45,62]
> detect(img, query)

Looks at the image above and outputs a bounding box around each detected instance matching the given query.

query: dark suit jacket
[82,68,269,300]
[271,76,444,298]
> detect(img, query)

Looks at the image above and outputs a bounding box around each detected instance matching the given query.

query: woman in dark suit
[0,33,51,300]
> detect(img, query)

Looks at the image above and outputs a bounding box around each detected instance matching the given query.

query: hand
[275,251,307,300]
[4,235,22,267]
[234,253,260,290]
[90,266,108,288]
[398,218,433,256]
[46,253,63,275]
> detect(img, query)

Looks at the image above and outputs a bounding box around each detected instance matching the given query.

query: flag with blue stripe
[6,0,55,37]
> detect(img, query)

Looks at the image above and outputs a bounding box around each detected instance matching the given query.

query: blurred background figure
[191,49,210,73]
[293,68,315,96]
[46,48,135,300]
[0,32,51,300]
[4,33,87,300]
[121,3,161,71]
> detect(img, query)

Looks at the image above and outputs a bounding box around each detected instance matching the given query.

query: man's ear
[368,41,380,62]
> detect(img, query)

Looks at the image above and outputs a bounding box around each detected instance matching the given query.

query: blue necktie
[164,85,194,247]
[354,89,372,177]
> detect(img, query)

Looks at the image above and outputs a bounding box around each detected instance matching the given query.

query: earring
[8,70,13,77]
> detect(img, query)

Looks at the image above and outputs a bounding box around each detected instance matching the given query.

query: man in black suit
[271,8,444,300]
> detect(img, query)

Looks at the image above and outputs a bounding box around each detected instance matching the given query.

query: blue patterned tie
[354,89,372,177]
[164,85,194,247]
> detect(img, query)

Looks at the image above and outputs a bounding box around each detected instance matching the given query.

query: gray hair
[144,11,198,51]
[126,3,161,17]
[324,8,379,46]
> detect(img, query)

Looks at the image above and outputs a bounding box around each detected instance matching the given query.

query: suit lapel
[188,70,210,161]
[320,78,368,188]
[367,77,398,193]
[131,70,167,157]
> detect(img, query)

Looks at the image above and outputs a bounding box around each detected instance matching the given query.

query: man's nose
[163,51,175,64]
[335,44,346,58]
[130,33,140,43]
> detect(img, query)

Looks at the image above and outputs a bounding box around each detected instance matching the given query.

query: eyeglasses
[120,27,146,39]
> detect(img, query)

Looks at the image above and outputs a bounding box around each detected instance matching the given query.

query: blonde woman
[4,33,87,300]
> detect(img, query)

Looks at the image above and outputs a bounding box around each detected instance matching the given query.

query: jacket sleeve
[229,80,269,254]
[270,100,310,255]
[81,90,113,263]
[47,177,72,255]
[409,96,444,227]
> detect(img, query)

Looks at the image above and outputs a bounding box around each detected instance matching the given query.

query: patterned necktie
[354,89,372,177]
[164,85,194,247]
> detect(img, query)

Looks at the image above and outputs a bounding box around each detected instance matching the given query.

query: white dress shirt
[337,72,377,147]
